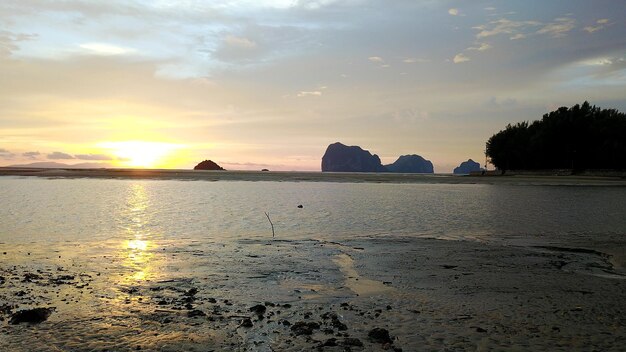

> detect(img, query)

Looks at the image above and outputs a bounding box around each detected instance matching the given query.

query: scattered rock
[476,327,487,333]
[291,321,320,335]
[240,318,253,328]
[342,338,364,347]
[23,273,42,282]
[9,307,55,324]
[442,265,457,269]
[184,288,198,297]
[321,338,338,347]
[368,328,393,344]
[250,304,267,316]
[187,309,206,318]
[297,205,303,208]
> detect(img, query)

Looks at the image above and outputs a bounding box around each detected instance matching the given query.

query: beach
[1,173,625,351]
[1,236,625,351]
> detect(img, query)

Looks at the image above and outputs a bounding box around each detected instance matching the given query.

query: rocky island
[321,142,387,172]
[321,142,434,173]
[453,159,482,175]
[193,160,225,171]
[385,154,434,173]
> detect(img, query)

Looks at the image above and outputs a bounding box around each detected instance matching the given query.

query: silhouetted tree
[486,102,626,171]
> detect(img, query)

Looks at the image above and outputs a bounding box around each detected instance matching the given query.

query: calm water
[1,176,625,245]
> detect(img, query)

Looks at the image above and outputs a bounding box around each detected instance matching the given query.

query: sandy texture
[1,235,624,351]
[1,167,626,186]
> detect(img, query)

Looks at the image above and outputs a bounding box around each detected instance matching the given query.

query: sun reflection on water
[121,183,156,283]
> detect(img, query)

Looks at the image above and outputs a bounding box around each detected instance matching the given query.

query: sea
[1,173,625,245]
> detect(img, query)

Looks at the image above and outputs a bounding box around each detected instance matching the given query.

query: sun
[98,141,182,168]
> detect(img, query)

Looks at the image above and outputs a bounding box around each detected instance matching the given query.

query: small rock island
[385,154,434,173]
[453,159,482,174]
[193,160,225,171]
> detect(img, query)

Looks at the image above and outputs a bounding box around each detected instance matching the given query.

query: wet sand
[1,167,626,186]
[1,236,624,351]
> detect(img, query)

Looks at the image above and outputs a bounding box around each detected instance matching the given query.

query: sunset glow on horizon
[97,141,185,169]
[1,1,624,172]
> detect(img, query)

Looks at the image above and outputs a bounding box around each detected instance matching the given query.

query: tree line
[486,102,626,171]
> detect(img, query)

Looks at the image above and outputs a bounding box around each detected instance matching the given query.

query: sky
[1,0,625,172]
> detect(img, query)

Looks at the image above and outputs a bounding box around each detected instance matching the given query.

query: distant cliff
[453,159,481,174]
[385,154,434,173]
[321,142,387,172]
[193,160,225,170]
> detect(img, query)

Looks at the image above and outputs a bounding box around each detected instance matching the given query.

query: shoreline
[1,167,626,186]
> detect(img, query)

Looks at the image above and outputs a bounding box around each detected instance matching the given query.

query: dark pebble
[250,304,267,315]
[240,318,253,328]
[368,328,393,344]
[342,338,364,347]
[290,321,320,335]
[9,307,55,324]
[184,288,198,297]
[322,338,337,346]
[187,309,206,318]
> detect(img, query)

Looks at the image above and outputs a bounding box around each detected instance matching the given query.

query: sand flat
[1,236,624,351]
[2,167,626,185]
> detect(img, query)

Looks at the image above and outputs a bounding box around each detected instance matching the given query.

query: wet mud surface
[1,236,625,351]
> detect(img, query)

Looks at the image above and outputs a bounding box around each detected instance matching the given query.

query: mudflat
[1,235,624,351]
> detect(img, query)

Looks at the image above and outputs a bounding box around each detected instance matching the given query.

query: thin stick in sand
[264,211,275,237]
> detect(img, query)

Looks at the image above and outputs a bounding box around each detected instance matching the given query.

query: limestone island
[194,160,225,171]
[321,142,434,173]
[453,159,482,175]
[385,154,433,173]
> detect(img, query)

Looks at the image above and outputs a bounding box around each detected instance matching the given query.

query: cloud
[23,151,40,159]
[403,57,429,63]
[467,43,492,51]
[453,53,470,63]
[484,7,496,11]
[0,30,37,57]
[74,153,115,160]
[536,17,576,38]
[368,56,384,63]
[473,16,577,41]
[297,91,322,97]
[78,42,138,56]
[473,19,541,39]
[584,19,612,33]
[224,35,257,49]
[47,151,74,160]
[0,148,14,159]
[448,8,459,16]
